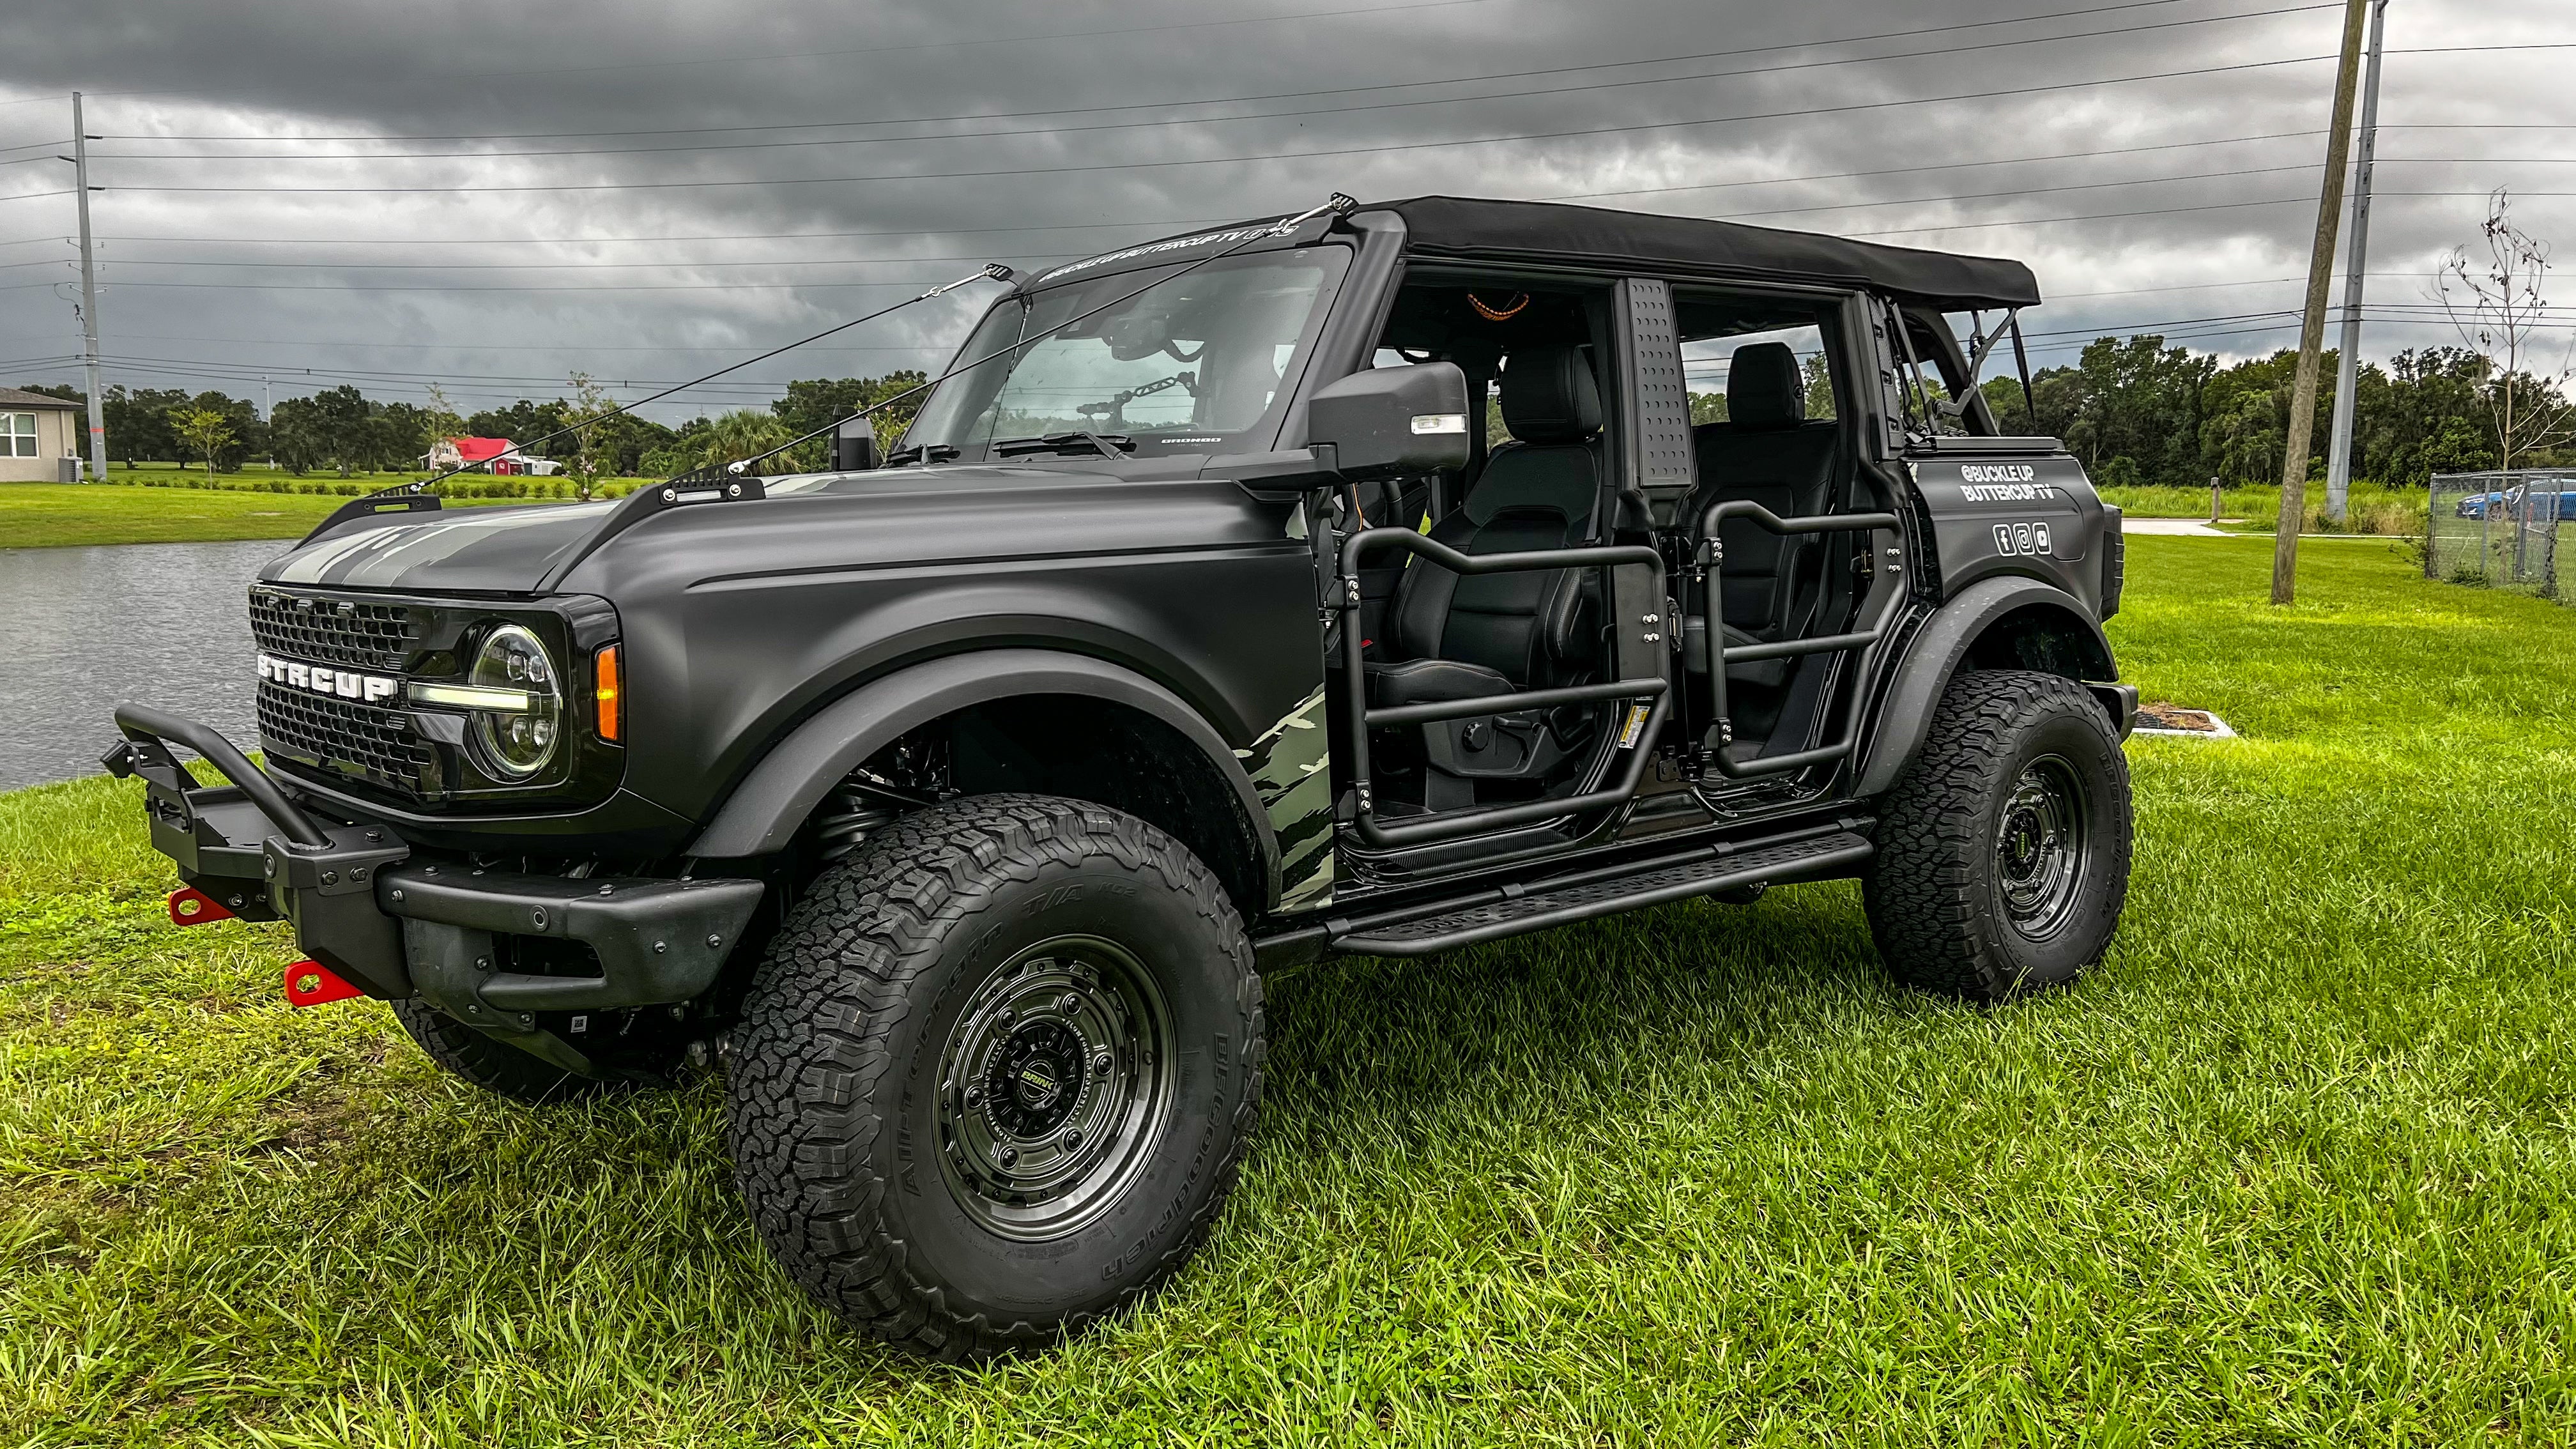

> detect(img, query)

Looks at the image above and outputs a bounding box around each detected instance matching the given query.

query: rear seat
[1689,341,1840,688]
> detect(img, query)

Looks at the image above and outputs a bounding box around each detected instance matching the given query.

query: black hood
[258,460,1222,597]
[262,498,617,595]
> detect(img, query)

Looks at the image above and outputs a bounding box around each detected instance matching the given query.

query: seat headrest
[1728,342,1805,431]
[1498,346,1601,444]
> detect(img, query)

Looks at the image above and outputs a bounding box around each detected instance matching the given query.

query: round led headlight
[468,624,562,779]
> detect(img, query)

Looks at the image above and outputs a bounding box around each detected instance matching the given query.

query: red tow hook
[168,887,235,925]
[284,960,364,1008]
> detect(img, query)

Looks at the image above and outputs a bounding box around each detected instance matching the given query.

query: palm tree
[694,410,793,474]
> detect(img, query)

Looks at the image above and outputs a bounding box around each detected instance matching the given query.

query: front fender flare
[1851,576,2116,798]
[684,648,1278,891]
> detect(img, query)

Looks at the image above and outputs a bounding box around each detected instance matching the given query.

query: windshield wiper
[883,442,961,467]
[992,432,1136,459]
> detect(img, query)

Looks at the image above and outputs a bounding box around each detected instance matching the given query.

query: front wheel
[724,794,1263,1361]
[1864,670,2133,1001]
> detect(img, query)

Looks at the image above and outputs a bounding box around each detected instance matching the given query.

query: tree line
[1975,339,2571,489]
[10,373,928,479]
[22,337,2569,493]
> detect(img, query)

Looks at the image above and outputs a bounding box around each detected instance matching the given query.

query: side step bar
[1326,829,1874,958]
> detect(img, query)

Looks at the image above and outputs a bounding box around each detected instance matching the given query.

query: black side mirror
[1305,362,1471,481]
[834,418,880,472]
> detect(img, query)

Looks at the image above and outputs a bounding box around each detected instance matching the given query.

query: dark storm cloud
[1,0,2566,417]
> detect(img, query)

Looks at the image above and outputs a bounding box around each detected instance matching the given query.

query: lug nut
[997,1008,1015,1027]
[965,1085,983,1107]
[1061,1129,1082,1150]
[997,1146,1018,1167]
[1059,993,1079,1015]
[1092,1051,1112,1077]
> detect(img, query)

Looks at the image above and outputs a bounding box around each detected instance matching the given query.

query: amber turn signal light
[594,644,622,742]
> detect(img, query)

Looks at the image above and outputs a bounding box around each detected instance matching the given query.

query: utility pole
[70,92,107,484]
[2323,0,2390,525]
[2273,0,2372,605]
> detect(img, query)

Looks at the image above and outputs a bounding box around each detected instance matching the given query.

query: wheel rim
[933,934,1174,1241]
[1994,753,2092,941]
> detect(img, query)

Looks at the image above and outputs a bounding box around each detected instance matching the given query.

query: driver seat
[1368,346,1604,808]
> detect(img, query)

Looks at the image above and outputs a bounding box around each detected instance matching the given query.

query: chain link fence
[2426,471,2570,599]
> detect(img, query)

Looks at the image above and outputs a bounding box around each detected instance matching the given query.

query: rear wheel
[1864,670,2132,1000]
[724,793,1262,1361]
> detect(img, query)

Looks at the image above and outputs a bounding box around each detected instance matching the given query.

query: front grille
[249,590,418,671]
[257,683,436,794]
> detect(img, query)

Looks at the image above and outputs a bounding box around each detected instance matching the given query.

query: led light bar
[407,682,534,712]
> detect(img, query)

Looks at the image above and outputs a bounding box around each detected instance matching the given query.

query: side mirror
[1305,362,1471,481]
[834,418,880,472]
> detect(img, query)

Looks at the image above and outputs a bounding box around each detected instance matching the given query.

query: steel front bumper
[107,706,762,1036]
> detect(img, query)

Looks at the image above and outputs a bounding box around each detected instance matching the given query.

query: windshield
[902,247,1349,461]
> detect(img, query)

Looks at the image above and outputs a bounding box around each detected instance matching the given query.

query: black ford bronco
[107,195,2133,1360]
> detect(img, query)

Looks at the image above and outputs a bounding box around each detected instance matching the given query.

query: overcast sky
[0,0,2567,423]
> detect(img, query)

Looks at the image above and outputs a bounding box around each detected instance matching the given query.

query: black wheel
[724,793,1263,1361]
[389,998,677,1103]
[1864,670,2133,1001]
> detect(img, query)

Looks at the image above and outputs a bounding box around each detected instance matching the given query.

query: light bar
[407,682,534,712]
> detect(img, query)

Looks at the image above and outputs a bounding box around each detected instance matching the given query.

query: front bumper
[107,707,762,1054]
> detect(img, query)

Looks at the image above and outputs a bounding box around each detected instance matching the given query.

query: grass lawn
[1,480,620,549]
[2100,482,2426,535]
[3,535,2572,1444]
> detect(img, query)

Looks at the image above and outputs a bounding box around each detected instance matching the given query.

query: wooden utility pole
[2273,0,2373,604]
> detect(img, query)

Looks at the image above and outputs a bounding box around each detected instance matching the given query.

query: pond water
[0,539,282,792]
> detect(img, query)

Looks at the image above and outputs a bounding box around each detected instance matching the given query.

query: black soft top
[1372,195,2040,311]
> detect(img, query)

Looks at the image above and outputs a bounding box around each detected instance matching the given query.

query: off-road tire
[390,998,651,1104]
[1864,669,2132,1001]
[725,793,1264,1361]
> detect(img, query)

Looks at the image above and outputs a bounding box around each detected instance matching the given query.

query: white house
[0,387,84,482]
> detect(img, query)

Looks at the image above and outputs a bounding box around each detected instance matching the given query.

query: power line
[1840,188,2576,241]
[0,160,2338,273]
[88,2,2339,164]
[82,51,2349,195]
[0,130,2342,256]
[86,0,2288,144]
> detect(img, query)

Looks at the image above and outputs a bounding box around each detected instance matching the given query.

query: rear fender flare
[684,649,1280,899]
[1852,576,2115,798]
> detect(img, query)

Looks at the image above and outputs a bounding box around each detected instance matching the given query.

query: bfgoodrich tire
[1864,670,2133,1001]
[724,793,1263,1361]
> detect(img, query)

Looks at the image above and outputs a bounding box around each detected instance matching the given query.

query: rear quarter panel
[1907,452,2113,618]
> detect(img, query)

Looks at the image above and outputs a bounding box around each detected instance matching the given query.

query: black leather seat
[1370,346,1604,799]
[1689,341,1841,688]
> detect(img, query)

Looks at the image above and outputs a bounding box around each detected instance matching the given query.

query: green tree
[776,372,931,468]
[464,399,571,447]
[103,387,188,464]
[561,372,617,500]
[170,406,234,482]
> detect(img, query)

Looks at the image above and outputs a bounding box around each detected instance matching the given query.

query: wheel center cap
[982,1018,1085,1141]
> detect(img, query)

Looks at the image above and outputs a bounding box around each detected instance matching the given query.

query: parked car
[104,195,2135,1361]
[2455,484,2576,519]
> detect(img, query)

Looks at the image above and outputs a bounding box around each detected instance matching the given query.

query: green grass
[2100,482,2427,535]
[4,537,2573,1445]
[0,480,632,549]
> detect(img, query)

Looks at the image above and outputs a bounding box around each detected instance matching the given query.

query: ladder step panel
[1332,831,1872,958]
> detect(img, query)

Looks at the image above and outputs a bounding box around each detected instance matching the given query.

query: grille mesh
[257,684,434,792]
[248,591,417,670]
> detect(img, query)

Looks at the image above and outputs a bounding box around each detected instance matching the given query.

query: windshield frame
[898,243,1353,465]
